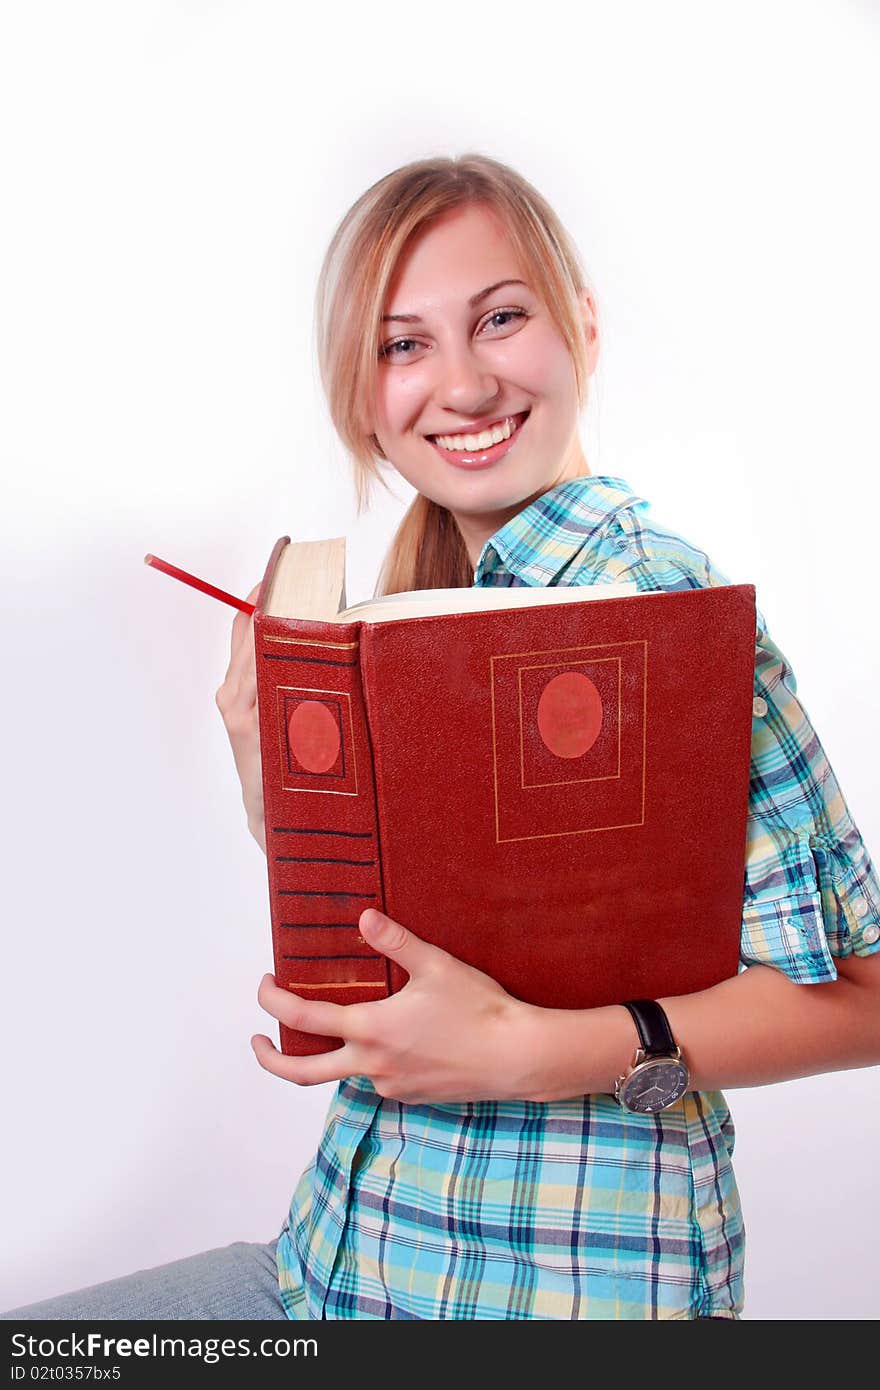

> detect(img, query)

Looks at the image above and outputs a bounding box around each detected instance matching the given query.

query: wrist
[512,1001,640,1102]
[613,1000,691,1113]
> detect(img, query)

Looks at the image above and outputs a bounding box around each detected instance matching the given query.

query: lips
[426,408,531,470]
[426,409,530,443]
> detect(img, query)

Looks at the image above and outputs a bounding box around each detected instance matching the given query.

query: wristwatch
[613,1000,689,1114]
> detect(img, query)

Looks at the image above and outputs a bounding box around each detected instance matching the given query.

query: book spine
[254,609,388,1057]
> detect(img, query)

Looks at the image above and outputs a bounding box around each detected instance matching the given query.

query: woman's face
[367,202,599,560]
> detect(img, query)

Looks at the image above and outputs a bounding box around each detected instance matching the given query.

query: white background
[1,1,878,1320]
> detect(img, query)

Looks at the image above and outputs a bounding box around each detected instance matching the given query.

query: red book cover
[254,538,756,1056]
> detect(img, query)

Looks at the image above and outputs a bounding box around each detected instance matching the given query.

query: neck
[452,437,591,571]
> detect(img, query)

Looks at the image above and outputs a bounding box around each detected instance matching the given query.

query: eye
[480,308,527,334]
[378,336,422,362]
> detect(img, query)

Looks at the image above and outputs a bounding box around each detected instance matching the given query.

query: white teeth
[433,415,519,451]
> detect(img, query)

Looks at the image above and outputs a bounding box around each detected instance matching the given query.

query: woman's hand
[251,909,542,1104]
[215,582,266,853]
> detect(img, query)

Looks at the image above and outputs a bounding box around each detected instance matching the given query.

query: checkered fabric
[275,475,880,1319]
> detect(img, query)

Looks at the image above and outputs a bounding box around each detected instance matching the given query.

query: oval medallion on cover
[536,671,604,759]
[288,700,341,773]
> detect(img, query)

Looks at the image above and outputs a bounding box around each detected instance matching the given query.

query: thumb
[359,909,440,977]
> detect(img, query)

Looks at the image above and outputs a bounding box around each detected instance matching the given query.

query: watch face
[620,1059,689,1113]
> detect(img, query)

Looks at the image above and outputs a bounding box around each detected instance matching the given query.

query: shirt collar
[473,474,648,586]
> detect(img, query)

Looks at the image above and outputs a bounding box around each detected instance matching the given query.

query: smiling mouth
[425,409,531,469]
[427,410,530,450]
[428,408,525,447]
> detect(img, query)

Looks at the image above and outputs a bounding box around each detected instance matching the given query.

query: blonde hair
[313,153,596,596]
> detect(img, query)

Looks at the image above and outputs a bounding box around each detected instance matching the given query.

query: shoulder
[573,489,732,595]
[613,502,775,643]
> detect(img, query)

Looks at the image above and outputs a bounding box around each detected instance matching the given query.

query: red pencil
[144,553,256,615]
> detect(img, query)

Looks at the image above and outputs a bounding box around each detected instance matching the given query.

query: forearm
[516,960,880,1102]
[660,961,880,1091]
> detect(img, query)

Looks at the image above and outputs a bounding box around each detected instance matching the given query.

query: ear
[579,287,598,339]
[579,287,600,370]
[359,407,379,452]
[362,419,387,460]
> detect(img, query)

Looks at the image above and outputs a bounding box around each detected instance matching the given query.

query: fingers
[233,614,257,706]
[228,589,258,668]
[216,580,260,717]
[358,909,445,979]
[257,973,365,1043]
[251,1033,355,1087]
[231,582,261,654]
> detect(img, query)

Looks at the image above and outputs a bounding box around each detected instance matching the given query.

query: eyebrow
[381,279,530,324]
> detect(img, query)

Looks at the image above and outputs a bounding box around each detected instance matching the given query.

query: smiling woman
[228,154,880,1322]
[5,151,879,1324]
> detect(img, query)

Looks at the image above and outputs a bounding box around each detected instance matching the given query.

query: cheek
[510,324,577,399]
[375,368,431,432]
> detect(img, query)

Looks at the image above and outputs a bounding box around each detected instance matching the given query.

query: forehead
[384,204,527,310]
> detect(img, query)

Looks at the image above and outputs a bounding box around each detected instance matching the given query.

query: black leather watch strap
[622,1000,677,1057]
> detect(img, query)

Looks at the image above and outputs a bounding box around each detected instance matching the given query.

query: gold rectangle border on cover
[490,640,648,844]
[516,656,622,788]
[276,683,359,797]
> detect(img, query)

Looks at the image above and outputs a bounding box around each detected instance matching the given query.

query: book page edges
[263,536,347,621]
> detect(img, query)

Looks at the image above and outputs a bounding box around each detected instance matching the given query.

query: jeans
[0,1239,290,1321]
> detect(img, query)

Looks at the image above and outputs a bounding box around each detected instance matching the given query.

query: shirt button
[852,897,868,918]
[753,696,768,717]
[862,924,880,946]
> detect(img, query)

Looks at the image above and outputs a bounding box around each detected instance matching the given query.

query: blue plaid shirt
[275,474,880,1320]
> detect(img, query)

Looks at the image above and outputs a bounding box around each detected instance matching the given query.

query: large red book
[254,535,756,1056]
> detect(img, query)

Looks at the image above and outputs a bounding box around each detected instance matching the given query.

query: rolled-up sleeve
[739,610,880,982]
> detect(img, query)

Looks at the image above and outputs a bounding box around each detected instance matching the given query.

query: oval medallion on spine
[288,700,341,773]
[536,671,603,759]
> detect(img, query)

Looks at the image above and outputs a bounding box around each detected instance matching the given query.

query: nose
[434,337,502,418]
